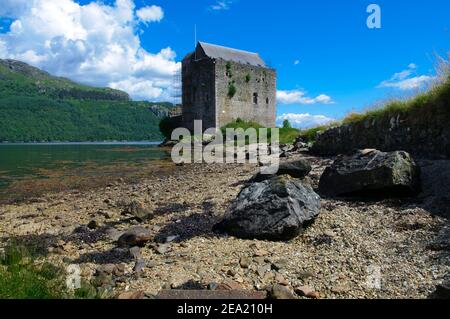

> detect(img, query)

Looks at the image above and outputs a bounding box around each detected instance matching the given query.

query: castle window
[266,98,269,104]
[253,93,258,105]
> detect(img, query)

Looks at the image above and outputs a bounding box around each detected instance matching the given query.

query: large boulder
[319,149,420,197]
[214,176,321,241]
[251,159,312,183]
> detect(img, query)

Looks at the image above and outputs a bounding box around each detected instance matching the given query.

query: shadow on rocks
[416,159,450,219]
[64,217,137,246]
[171,280,207,290]
[72,247,133,265]
[0,233,59,258]
[154,200,222,243]
[154,202,194,216]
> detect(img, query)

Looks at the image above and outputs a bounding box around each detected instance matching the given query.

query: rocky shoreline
[0,153,448,299]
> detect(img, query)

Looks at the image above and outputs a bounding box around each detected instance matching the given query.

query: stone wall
[215,60,276,128]
[182,58,216,132]
[311,109,450,158]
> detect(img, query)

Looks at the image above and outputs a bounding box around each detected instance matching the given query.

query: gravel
[0,155,448,299]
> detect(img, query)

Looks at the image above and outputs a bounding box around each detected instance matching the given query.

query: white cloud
[136,5,163,23]
[294,60,300,65]
[277,113,335,129]
[0,0,32,18]
[0,0,179,102]
[209,1,234,11]
[277,89,334,105]
[378,63,434,90]
[109,77,164,101]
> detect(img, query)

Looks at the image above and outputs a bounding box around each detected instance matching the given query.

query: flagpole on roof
[194,24,197,60]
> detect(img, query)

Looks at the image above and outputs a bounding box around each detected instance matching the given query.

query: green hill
[0,59,171,142]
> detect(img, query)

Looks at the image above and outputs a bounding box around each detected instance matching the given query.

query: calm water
[0,143,170,198]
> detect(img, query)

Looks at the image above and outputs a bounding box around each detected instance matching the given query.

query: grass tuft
[0,243,65,299]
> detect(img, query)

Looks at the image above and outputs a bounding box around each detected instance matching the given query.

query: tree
[159,117,178,140]
[282,119,292,129]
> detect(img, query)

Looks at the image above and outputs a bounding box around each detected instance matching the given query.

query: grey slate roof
[198,42,266,67]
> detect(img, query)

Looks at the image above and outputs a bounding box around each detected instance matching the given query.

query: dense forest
[0,59,171,142]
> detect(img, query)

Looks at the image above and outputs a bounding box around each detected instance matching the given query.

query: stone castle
[181,42,276,131]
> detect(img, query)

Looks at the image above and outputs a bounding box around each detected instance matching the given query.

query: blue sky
[1,0,449,128]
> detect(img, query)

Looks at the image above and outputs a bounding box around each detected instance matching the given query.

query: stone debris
[295,285,320,299]
[156,290,268,300]
[0,154,447,299]
[117,291,145,300]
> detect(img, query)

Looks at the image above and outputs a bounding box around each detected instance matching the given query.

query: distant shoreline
[0,141,163,146]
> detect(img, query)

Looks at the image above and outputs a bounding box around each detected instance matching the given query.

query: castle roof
[198,42,266,67]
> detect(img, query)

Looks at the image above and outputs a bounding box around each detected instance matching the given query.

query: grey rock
[105,227,123,241]
[129,246,142,260]
[271,284,296,299]
[117,226,152,248]
[251,159,312,183]
[239,257,252,269]
[292,137,310,152]
[271,258,289,271]
[165,235,179,243]
[154,244,170,255]
[280,144,294,153]
[319,150,420,197]
[257,264,272,277]
[96,264,116,276]
[122,200,153,221]
[133,259,146,274]
[214,176,321,241]
[208,282,219,291]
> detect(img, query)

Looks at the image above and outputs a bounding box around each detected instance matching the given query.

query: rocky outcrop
[311,110,450,158]
[319,150,421,197]
[214,176,321,241]
[251,159,312,182]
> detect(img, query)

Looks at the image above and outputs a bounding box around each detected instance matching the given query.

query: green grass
[300,63,450,141]
[298,125,336,142]
[278,127,301,144]
[228,82,237,98]
[220,118,303,144]
[0,243,65,299]
[0,242,105,299]
[342,74,450,125]
[221,118,264,132]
